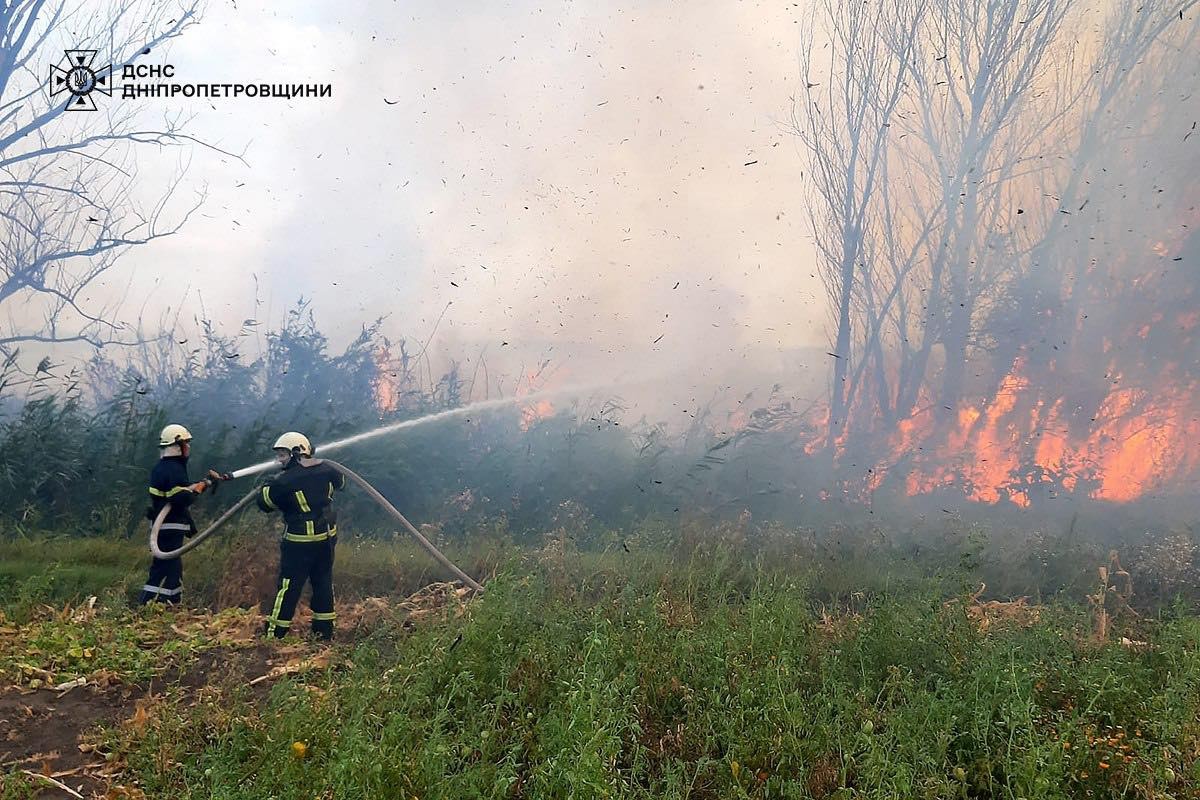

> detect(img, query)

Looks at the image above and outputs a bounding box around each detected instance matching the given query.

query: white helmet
[272,431,312,457]
[158,423,193,447]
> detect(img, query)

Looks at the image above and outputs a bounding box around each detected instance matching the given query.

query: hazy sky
[100,0,829,403]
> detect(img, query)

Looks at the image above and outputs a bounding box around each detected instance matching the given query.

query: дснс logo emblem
[48,50,113,110]
[45,49,331,107]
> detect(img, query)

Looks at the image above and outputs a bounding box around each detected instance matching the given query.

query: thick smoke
[9,0,1198,531]
[790,0,1200,519]
[104,0,832,423]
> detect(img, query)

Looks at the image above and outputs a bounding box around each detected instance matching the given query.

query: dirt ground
[0,583,472,798]
[0,644,277,799]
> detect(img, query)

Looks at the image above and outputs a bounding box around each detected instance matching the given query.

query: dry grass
[946,583,1042,632]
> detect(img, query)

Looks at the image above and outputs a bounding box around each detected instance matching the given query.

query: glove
[205,469,232,494]
[190,481,209,494]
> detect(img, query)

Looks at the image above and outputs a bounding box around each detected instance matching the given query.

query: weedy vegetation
[2,313,1199,798]
[3,520,1200,800]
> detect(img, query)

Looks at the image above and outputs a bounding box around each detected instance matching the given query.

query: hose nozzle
[204,469,234,494]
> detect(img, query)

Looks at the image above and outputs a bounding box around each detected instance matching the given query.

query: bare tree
[0,0,231,359]
[798,0,1200,498]
[1005,0,1200,376]
[879,0,1071,415]
[910,0,1200,457]
[794,0,925,450]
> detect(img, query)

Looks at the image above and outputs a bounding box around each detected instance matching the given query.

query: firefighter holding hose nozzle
[257,432,346,641]
[140,424,231,604]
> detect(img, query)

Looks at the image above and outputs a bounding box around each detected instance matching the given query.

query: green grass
[0,602,261,687]
[0,773,37,800]
[89,553,1200,799]
[0,521,508,624]
[0,535,144,620]
[4,527,1200,798]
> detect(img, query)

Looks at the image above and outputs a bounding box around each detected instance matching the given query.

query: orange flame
[863,357,1200,506]
[515,368,563,431]
[373,347,399,413]
[520,399,555,430]
[820,194,1200,506]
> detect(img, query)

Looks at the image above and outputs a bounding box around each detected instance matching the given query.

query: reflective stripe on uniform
[283,526,336,543]
[159,522,191,532]
[294,490,311,512]
[266,578,291,636]
[260,486,276,509]
[148,485,192,498]
[311,612,337,621]
[141,584,182,596]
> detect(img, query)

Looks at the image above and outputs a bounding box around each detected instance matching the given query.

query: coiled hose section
[149,459,484,592]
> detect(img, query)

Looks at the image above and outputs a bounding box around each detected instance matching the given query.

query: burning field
[791,0,1200,517]
[2,0,1200,797]
[852,200,1200,510]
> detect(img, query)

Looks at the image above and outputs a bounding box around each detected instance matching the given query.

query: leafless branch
[0,0,234,367]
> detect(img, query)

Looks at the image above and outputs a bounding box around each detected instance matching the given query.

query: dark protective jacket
[256,458,347,541]
[145,454,198,533]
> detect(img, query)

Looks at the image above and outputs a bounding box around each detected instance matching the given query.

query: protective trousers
[264,537,336,640]
[140,528,184,604]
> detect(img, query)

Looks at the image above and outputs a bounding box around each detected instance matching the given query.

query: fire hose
[148,459,484,593]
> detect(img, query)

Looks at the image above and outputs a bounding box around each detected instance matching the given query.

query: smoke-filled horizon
[52,0,832,418]
[3,0,1198,512]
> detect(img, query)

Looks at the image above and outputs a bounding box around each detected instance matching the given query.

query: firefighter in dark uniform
[141,424,226,604]
[257,432,346,640]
